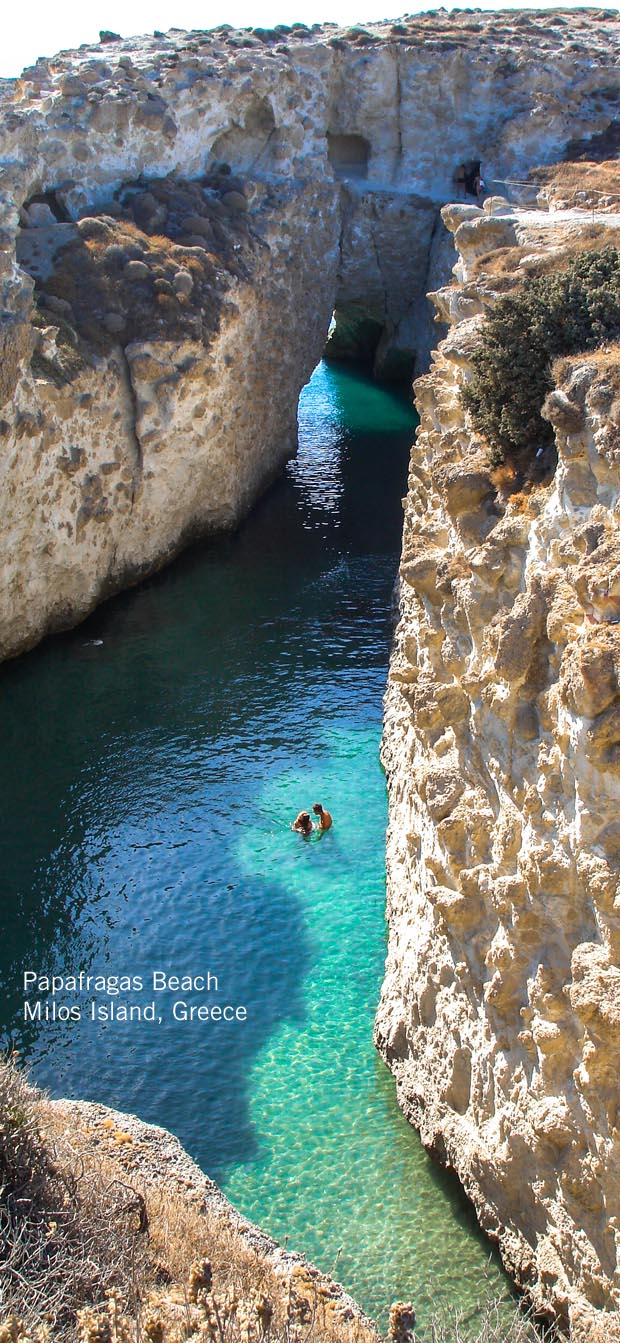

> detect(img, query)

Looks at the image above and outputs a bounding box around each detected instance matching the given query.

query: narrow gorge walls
[4,11,620,655]
[4,12,620,1339]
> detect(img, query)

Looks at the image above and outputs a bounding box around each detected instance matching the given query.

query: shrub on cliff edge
[0,1055,150,1335]
[461,246,620,466]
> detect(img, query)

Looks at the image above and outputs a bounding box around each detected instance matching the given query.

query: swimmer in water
[292,810,313,837]
[312,802,332,832]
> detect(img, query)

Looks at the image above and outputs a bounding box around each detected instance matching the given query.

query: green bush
[461,246,620,465]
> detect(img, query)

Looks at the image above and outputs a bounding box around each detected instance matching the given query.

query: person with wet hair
[292,810,313,837]
[312,802,332,832]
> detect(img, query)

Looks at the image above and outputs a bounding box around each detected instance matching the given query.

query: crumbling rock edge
[51,1097,379,1339]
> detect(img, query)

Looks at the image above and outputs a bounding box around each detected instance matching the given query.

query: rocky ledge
[39,1092,380,1342]
[375,197,620,1339]
[4,12,620,656]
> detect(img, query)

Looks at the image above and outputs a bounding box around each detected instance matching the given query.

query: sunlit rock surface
[375,198,620,1337]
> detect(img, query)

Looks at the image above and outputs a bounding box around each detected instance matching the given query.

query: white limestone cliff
[1,178,338,657]
[375,199,620,1339]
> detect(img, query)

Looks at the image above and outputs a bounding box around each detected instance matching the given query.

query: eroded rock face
[3,11,620,655]
[0,175,338,657]
[324,185,438,380]
[375,204,620,1333]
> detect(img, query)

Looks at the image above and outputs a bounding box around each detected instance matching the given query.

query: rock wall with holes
[1,176,338,658]
[375,199,620,1338]
[4,11,620,655]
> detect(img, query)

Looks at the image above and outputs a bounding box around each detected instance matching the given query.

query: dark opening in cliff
[21,189,72,224]
[324,304,382,369]
[327,133,370,180]
[324,305,414,385]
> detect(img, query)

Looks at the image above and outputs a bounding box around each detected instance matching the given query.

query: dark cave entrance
[327,133,370,181]
[323,306,414,385]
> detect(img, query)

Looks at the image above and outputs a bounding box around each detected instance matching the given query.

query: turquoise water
[0,363,512,1330]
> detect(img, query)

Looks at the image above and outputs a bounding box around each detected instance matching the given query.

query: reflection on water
[0,363,513,1330]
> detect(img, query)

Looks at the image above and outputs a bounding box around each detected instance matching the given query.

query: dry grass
[487,448,556,502]
[0,1061,151,1338]
[413,1299,555,1343]
[0,1058,603,1343]
[25,172,256,379]
[552,341,620,389]
[37,223,222,358]
[470,225,619,284]
[0,1058,377,1343]
[488,458,547,509]
[531,160,620,211]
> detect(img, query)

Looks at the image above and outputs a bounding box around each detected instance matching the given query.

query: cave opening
[323,305,416,386]
[324,306,383,369]
[453,159,482,198]
[16,190,79,287]
[327,133,370,180]
[21,189,72,225]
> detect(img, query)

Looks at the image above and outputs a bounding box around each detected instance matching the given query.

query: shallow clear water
[0,362,512,1330]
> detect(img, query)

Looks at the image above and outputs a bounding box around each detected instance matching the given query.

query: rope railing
[489,177,543,207]
[490,177,620,214]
